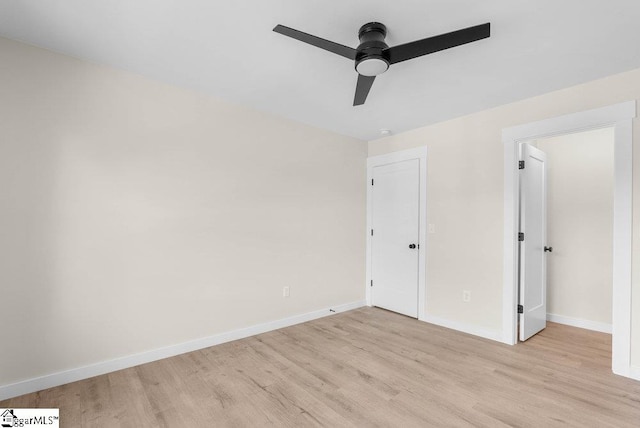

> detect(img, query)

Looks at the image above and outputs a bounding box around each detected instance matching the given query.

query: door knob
[544,246,553,252]
[409,244,417,249]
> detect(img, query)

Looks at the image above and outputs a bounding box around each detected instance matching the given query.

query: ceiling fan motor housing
[355,22,390,76]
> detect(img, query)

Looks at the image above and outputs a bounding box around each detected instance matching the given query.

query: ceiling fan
[273,21,490,106]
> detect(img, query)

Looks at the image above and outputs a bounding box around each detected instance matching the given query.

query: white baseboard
[0,300,366,401]
[546,313,612,334]
[420,314,503,343]
[630,365,640,381]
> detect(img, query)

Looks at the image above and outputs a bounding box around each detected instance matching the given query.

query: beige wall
[0,37,367,387]
[369,67,640,367]
[535,128,614,326]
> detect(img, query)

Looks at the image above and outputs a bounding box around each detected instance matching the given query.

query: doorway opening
[502,101,636,378]
[518,127,615,341]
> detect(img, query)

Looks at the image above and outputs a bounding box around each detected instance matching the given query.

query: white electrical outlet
[428,224,436,234]
[462,290,471,302]
[283,286,290,298]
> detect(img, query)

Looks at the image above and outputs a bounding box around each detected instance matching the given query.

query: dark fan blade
[353,74,376,106]
[273,25,357,60]
[385,23,490,65]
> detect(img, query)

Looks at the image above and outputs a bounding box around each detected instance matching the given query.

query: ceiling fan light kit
[355,58,389,77]
[273,20,490,106]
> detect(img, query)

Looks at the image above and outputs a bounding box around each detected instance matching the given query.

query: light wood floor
[2,307,639,427]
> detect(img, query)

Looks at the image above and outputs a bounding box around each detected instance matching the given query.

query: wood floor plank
[1,307,639,427]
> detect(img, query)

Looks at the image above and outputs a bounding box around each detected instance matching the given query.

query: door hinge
[518,232,524,242]
[517,304,523,314]
[370,280,373,287]
[371,179,374,185]
[519,160,525,169]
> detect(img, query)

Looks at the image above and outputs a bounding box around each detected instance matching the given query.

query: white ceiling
[1,1,639,141]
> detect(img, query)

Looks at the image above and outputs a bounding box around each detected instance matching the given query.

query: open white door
[371,159,420,318]
[519,143,548,341]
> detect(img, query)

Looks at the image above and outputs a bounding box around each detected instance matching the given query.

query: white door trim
[367,147,427,320]
[502,101,636,378]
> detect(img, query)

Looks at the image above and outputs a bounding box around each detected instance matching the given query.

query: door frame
[502,101,636,378]
[366,147,427,320]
